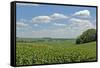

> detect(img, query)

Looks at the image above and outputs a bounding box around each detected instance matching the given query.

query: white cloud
[73,10,90,18]
[69,18,95,31]
[50,13,68,20]
[17,9,96,38]
[53,23,66,26]
[17,18,96,38]
[16,3,39,6]
[32,16,51,23]
[17,22,28,27]
[32,13,68,24]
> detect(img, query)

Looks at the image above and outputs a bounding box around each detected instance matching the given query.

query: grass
[16,39,96,66]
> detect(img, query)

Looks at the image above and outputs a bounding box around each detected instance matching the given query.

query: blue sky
[16,3,96,38]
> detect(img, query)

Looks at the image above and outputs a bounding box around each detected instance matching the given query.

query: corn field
[16,40,96,66]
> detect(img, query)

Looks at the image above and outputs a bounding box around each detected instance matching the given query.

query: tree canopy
[76,29,96,44]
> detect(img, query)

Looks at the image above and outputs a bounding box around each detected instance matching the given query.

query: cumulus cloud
[53,23,66,26]
[73,10,90,18]
[69,18,95,31]
[17,22,28,27]
[32,10,91,24]
[50,13,68,20]
[32,16,51,23]
[17,18,96,38]
[32,13,68,24]
[17,9,96,38]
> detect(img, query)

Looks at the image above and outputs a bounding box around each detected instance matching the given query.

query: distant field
[16,39,96,66]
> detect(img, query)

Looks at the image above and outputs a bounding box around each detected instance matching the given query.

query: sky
[16,3,97,38]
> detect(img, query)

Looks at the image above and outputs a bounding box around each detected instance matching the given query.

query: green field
[16,39,96,66]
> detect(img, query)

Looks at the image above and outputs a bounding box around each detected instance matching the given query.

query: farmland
[16,38,96,66]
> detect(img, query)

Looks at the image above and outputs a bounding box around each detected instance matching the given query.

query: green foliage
[16,40,96,66]
[76,29,96,44]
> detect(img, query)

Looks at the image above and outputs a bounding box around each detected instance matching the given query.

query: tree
[76,29,96,44]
